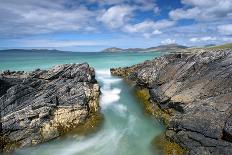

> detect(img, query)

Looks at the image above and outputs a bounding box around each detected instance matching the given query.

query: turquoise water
[0,50,164,155]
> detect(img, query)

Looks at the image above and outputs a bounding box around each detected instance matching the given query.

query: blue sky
[0,0,232,52]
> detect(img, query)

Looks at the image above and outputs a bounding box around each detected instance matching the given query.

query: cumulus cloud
[0,0,231,49]
[0,0,160,38]
[161,39,176,44]
[169,0,232,21]
[0,0,97,37]
[97,5,134,28]
[218,24,232,35]
[123,20,175,38]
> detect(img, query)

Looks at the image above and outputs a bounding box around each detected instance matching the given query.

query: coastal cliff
[0,63,101,152]
[111,49,232,155]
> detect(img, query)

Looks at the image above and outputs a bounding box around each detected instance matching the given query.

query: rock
[111,49,232,154]
[0,63,101,152]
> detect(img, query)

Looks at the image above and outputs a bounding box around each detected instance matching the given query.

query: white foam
[96,70,111,76]
[102,78,122,84]
[55,129,125,155]
[113,104,128,117]
[100,88,121,108]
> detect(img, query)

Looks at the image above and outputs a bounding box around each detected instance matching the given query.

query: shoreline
[120,79,187,155]
[110,48,232,155]
[0,63,103,153]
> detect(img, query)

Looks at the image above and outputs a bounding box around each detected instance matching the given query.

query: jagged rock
[0,63,100,152]
[111,49,232,155]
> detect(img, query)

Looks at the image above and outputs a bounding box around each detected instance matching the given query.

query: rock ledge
[111,49,232,155]
[0,63,101,152]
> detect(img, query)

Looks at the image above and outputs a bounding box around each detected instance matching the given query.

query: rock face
[0,63,100,152]
[111,49,232,155]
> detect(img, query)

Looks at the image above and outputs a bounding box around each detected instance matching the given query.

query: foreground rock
[0,63,101,152]
[111,49,232,155]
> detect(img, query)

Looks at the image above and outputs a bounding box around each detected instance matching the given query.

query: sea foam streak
[113,103,128,117]
[101,88,121,106]
[97,69,122,109]
[55,127,127,155]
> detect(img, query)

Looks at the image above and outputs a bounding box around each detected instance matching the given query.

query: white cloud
[123,20,175,38]
[143,30,162,38]
[161,39,176,44]
[182,0,216,7]
[190,36,217,42]
[89,0,159,12]
[16,39,104,48]
[222,37,232,42]
[97,5,134,28]
[169,0,232,21]
[218,24,232,35]
[0,0,97,36]
[169,8,201,20]
[189,38,198,42]
[0,0,161,37]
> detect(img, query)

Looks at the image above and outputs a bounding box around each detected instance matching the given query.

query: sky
[0,0,232,52]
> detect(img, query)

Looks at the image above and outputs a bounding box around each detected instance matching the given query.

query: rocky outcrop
[0,63,101,152]
[111,49,232,155]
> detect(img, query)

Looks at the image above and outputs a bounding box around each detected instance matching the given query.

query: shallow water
[0,50,165,155]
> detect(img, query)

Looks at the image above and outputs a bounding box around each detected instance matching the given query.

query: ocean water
[0,50,165,155]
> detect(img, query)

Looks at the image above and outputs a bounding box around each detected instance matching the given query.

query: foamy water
[0,51,165,155]
[97,70,122,108]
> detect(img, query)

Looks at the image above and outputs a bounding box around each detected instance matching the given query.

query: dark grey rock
[111,49,232,154]
[0,63,100,152]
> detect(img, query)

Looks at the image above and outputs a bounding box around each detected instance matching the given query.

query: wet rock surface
[0,63,100,152]
[111,49,232,155]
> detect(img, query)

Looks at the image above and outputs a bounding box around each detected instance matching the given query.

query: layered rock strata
[0,63,101,152]
[111,49,232,155]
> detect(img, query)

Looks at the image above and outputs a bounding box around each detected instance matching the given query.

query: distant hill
[203,44,216,47]
[207,43,232,49]
[102,44,188,53]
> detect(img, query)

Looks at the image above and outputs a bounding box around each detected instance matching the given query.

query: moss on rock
[0,136,20,153]
[153,135,188,155]
[70,112,103,136]
[135,87,171,126]
[135,88,154,115]
[135,87,187,155]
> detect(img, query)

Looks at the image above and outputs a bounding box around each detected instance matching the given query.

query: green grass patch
[207,43,232,49]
